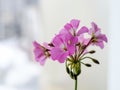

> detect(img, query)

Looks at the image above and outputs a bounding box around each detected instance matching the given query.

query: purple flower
[63,19,88,36]
[33,41,49,66]
[51,33,77,63]
[64,19,80,35]
[52,19,89,63]
[89,22,108,49]
[78,35,90,45]
[32,19,108,90]
[33,19,108,66]
[77,26,89,36]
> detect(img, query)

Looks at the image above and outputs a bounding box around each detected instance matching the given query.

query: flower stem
[77,38,92,60]
[75,76,77,90]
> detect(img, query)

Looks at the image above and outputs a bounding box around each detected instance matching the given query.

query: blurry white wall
[40,0,108,90]
[108,0,120,90]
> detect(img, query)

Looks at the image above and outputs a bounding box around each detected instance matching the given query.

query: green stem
[75,77,77,90]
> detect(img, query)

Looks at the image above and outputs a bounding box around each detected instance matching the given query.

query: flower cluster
[33,19,107,90]
[33,19,107,66]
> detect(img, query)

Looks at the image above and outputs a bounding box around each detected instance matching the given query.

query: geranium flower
[63,19,88,36]
[33,19,108,90]
[51,33,77,63]
[78,35,90,46]
[89,22,108,49]
[33,41,50,65]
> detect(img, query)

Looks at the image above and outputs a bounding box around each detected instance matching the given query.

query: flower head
[64,19,80,35]
[33,41,50,65]
[33,19,108,90]
[51,33,77,63]
[33,19,107,66]
[61,19,88,37]
[89,22,108,49]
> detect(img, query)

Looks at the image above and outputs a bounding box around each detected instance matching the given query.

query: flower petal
[67,45,75,55]
[77,26,89,35]
[78,35,90,45]
[59,28,68,34]
[91,22,100,32]
[96,42,104,49]
[64,23,72,31]
[58,52,68,63]
[34,48,43,58]
[33,41,41,48]
[52,35,64,47]
[98,34,108,42]
[70,19,80,29]
[43,42,52,50]
[51,47,68,63]
[37,56,46,66]
[33,41,47,66]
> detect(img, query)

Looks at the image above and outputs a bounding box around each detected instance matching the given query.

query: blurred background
[0,0,119,90]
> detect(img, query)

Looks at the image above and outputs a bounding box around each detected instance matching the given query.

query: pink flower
[51,33,77,63]
[78,35,90,45]
[62,19,88,36]
[77,26,89,36]
[89,22,108,49]
[33,19,108,66]
[43,42,53,51]
[33,41,49,65]
[64,19,80,35]
[50,35,69,63]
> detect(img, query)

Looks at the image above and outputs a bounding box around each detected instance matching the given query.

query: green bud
[89,50,96,54]
[81,62,92,67]
[91,58,100,64]
[84,63,92,67]
[73,62,81,76]
[81,57,100,64]
[65,59,81,80]
[70,71,75,79]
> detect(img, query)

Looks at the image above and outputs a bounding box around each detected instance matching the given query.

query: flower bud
[89,50,96,54]
[91,58,100,64]
[66,59,81,80]
[84,63,92,67]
